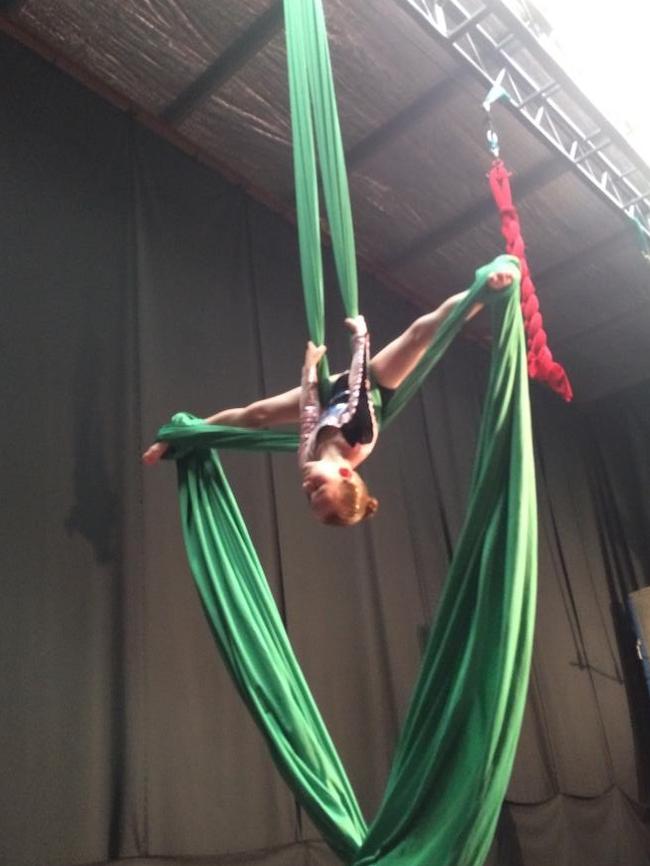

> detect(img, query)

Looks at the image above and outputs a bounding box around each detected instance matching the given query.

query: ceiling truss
[398,0,650,237]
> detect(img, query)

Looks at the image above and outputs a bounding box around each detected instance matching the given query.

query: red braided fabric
[488,159,573,401]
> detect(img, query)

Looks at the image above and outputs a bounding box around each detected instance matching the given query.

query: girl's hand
[304,341,327,367]
[344,315,367,336]
[486,268,517,291]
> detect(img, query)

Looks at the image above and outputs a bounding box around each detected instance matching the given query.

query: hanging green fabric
[285,0,358,393]
[156,261,536,866]
[155,1,538,863]
[353,277,536,866]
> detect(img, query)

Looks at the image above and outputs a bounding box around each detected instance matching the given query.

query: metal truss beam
[385,155,564,270]
[394,0,650,238]
[161,1,284,125]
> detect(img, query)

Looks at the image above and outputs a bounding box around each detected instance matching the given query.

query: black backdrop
[1,34,649,866]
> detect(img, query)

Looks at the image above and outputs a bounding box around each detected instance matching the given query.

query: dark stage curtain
[1,34,649,866]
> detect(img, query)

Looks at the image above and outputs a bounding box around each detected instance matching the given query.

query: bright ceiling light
[520,0,650,163]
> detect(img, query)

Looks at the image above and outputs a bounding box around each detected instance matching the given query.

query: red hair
[321,472,379,527]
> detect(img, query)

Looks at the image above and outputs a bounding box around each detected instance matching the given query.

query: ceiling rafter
[346,71,469,170]
[161,1,284,125]
[0,0,27,11]
[283,71,469,204]
[534,229,632,291]
[553,299,650,351]
[384,156,565,271]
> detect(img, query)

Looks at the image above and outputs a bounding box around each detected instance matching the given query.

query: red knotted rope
[489,158,573,402]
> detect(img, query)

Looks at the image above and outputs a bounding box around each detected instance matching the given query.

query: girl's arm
[343,315,370,423]
[298,341,326,468]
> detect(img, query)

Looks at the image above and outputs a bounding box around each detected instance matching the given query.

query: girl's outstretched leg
[141,385,302,465]
[369,269,514,390]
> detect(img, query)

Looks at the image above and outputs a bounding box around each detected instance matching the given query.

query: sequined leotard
[298,316,379,469]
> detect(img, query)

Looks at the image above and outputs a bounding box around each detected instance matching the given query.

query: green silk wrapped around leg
[155,0,537,862]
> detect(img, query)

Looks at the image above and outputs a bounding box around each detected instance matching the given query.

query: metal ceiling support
[518,81,559,109]
[385,155,564,270]
[394,0,650,237]
[161,0,284,125]
[346,72,468,169]
[447,6,491,40]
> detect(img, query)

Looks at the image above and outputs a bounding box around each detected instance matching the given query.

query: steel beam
[161,1,284,125]
[448,6,491,40]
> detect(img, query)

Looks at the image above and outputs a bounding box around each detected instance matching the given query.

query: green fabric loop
[175,444,367,862]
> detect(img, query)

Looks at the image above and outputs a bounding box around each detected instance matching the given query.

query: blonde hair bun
[364,497,379,518]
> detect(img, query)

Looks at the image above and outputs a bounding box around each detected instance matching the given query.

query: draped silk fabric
[156,2,538,863]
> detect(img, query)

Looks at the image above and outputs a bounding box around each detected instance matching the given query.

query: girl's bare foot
[142,441,169,465]
[487,270,515,291]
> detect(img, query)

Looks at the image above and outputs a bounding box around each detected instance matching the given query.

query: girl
[143,268,515,525]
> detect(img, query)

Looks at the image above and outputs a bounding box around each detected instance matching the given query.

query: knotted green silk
[155,1,537,863]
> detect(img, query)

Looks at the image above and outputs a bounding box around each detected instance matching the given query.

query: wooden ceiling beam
[384,156,566,271]
[161,1,284,125]
[534,229,631,290]
[346,71,469,170]
[0,0,27,12]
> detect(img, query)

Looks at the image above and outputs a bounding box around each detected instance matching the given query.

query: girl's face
[302,459,354,522]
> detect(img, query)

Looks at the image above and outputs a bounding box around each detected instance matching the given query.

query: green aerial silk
[155,1,538,864]
[156,259,535,866]
[285,0,359,390]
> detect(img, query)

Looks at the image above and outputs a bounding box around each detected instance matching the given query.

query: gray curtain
[1,34,649,866]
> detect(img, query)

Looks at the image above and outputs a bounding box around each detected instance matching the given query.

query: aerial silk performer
[143,270,516,524]
[143,0,538,863]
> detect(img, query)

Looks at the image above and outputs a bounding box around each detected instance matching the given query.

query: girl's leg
[370,271,513,390]
[369,291,476,390]
[203,385,302,428]
[142,385,302,464]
